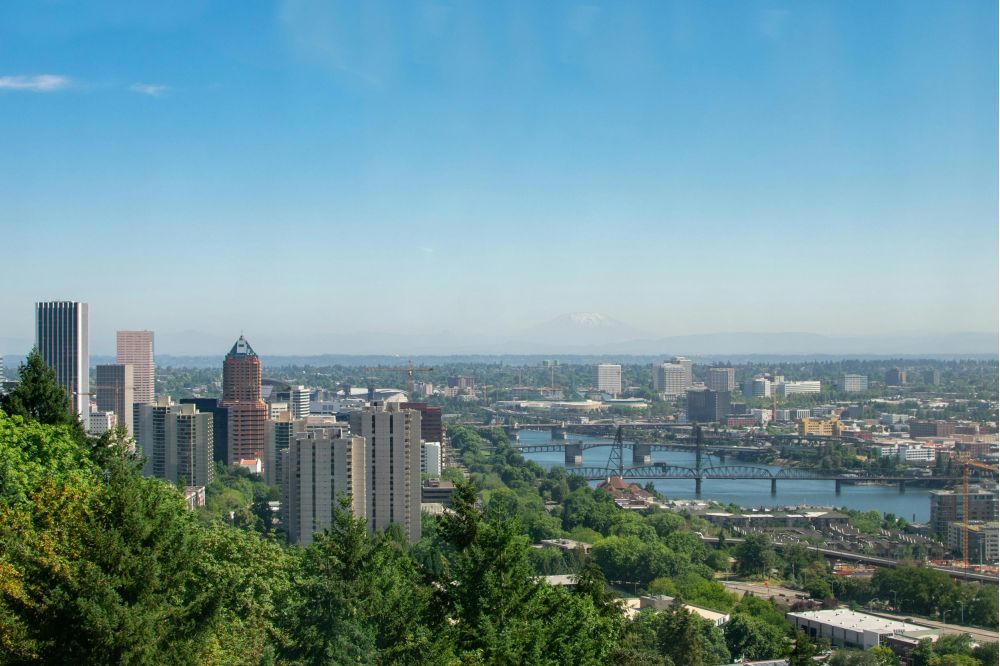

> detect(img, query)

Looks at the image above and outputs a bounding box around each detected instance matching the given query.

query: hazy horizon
[1,2,997,351]
[0,310,996,358]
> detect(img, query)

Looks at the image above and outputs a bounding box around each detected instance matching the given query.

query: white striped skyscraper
[35,301,89,418]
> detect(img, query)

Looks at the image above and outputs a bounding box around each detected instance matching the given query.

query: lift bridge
[545,426,960,496]
[512,437,767,464]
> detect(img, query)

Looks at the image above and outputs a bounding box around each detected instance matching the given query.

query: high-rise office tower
[179,397,229,464]
[653,362,686,397]
[349,402,422,543]
[686,389,731,423]
[36,301,89,417]
[595,363,622,396]
[95,363,135,434]
[282,427,366,546]
[707,367,736,392]
[221,335,267,465]
[290,386,310,419]
[266,411,305,487]
[885,368,908,386]
[742,377,772,398]
[117,330,155,404]
[400,402,444,442]
[135,398,214,487]
[838,374,869,392]
[674,357,694,388]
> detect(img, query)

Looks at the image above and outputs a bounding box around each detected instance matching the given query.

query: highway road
[864,609,999,644]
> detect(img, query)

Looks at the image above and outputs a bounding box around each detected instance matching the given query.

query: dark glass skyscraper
[36,301,89,417]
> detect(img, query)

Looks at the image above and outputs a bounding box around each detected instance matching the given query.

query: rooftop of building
[786,609,925,634]
[950,521,999,532]
[227,335,257,358]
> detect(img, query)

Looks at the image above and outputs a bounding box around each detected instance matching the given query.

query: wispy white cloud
[130,83,168,97]
[0,74,72,92]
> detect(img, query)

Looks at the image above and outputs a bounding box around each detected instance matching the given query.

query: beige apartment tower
[117,330,155,404]
[282,428,366,546]
[349,402,422,543]
[134,399,214,487]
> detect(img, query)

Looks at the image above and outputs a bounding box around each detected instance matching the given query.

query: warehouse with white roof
[786,609,926,649]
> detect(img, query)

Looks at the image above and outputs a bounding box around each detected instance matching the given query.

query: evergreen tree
[0,348,82,434]
[0,447,221,663]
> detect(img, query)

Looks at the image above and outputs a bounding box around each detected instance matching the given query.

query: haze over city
[1,3,999,665]
[1,1,997,356]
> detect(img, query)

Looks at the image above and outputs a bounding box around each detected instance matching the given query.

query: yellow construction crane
[364,360,434,396]
[954,454,999,567]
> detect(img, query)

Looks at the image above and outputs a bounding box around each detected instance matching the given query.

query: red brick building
[221,335,267,465]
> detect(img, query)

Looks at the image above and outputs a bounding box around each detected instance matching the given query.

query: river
[513,429,932,522]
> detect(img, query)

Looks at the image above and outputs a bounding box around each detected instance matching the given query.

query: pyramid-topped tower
[221,335,266,465]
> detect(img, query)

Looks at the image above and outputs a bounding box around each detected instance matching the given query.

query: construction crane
[364,360,434,396]
[955,454,999,568]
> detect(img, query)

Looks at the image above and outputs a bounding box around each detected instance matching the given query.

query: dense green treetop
[0,349,82,432]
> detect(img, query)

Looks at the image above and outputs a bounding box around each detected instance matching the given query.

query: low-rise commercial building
[640,596,730,627]
[777,380,821,396]
[910,420,956,438]
[874,444,936,463]
[798,417,844,437]
[421,479,456,506]
[88,410,117,436]
[786,609,925,649]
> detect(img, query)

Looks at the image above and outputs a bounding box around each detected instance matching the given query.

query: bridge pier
[898,480,906,494]
[835,479,842,495]
[695,478,702,496]
[632,443,651,465]
[551,425,567,440]
[564,443,582,466]
[717,452,726,463]
[770,478,777,495]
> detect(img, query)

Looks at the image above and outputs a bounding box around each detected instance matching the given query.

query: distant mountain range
[0,313,996,361]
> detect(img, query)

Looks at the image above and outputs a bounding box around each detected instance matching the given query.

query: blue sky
[0,1,996,354]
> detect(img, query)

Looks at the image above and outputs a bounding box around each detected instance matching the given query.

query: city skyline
[0,2,997,350]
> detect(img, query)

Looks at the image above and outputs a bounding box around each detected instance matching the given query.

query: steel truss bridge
[511,440,767,455]
[532,426,961,494]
